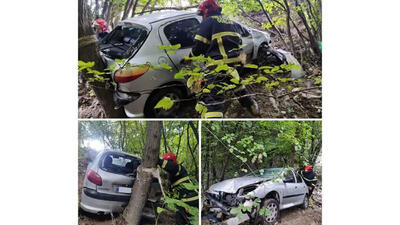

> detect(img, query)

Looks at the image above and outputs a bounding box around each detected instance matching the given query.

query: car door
[294,172,308,204]
[234,23,254,60]
[159,17,201,70]
[281,169,302,208]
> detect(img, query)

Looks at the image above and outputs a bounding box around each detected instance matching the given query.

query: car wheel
[144,87,183,118]
[301,194,309,209]
[261,198,279,225]
[257,43,286,67]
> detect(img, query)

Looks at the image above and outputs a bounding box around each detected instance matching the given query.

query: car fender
[247,180,284,203]
[250,29,272,60]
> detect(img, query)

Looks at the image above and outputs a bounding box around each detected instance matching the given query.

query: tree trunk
[101,0,109,18]
[140,0,153,15]
[131,0,139,17]
[122,0,134,20]
[123,121,161,225]
[78,0,126,118]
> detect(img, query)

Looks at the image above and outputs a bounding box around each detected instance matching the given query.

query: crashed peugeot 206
[80,150,162,219]
[205,168,309,224]
[99,10,304,118]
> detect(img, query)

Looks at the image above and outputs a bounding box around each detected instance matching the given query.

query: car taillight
[87,170,102,186]
[114,63,150,83]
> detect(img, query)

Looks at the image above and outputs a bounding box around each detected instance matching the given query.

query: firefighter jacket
[190,11,243,65]
[158,159,199,204]
[301,170,318,187]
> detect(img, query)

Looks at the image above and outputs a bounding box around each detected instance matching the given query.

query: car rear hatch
[95,152,141,200]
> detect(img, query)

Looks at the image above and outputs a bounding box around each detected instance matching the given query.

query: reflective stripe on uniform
[217,37,228,59]
[203,112,223,119]
[211,32,240,40]
[162,160,168,169]
[181,195,199,202]
[195,35,210,44]
[172,176,190,187]
[177,165,181,176]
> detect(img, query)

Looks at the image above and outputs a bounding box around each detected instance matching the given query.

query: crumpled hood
[208,176,266,194]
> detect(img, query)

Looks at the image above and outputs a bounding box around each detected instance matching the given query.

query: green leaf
[203,88,211,93]
[174,70,186,79]
[251,155,257,163]
[157,207,166,214]
[154,97,174,110]
[160,63,172,70]
[244,64,259,69]
[256,76,268,83]
[230,78,239,84]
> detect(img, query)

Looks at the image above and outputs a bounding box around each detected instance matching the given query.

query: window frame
[162,18,201,49]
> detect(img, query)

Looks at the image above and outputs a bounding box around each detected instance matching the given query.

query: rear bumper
[80,188,127,214]
[80,188,157,219]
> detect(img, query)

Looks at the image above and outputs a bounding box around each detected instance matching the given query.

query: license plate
[117,187,131,193]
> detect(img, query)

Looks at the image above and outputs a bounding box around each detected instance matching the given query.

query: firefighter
[301,165,318,198]
[158,152,198,225]
[188,0,260,119]
[93,16,109,41]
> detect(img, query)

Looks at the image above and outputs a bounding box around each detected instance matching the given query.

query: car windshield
[246,168,283,179]
[100,152,141,176]
[100,24,148,59]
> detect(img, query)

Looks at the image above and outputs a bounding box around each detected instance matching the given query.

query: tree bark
[294,0,321,58]
[130,0,140,17]
[79,0,126,118]
[122,0,134,20]
[139,0,153,15]
[123,121,161,225]
[101,0,109,18]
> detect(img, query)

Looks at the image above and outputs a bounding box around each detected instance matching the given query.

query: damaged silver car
[206,168,309,224]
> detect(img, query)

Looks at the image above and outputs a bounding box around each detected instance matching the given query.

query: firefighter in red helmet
[301,165,318,198]
[158,152,198,224]
[189,0,260,119]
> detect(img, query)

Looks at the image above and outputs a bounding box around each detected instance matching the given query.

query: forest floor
[201,184,322,225]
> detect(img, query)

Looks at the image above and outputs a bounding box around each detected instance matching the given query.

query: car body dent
[208,176,265,194]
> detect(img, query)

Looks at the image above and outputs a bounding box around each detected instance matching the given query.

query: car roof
[122,10,197,28]
[100,150,141,159]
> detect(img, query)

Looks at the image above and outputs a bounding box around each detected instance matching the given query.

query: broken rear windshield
[100,152,141,176]
[100,24,148,59]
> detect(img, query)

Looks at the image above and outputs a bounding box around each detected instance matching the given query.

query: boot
[247,100,260,116]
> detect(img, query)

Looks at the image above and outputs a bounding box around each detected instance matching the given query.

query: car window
[234,23,250,37]
[100,153,141,176]
[283,170,296,183]
[100,24,147,59]
[164,18,200,48]
[296,172,303,183]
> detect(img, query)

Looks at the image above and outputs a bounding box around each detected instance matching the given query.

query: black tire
[300,194,309,209]
[257,43,286,67]
[144,87,183,118]
[261,198,279,225]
